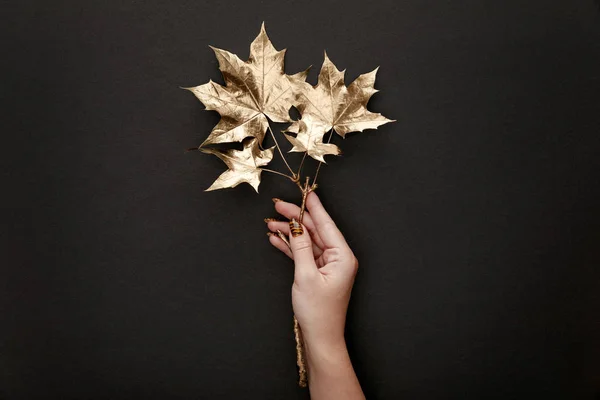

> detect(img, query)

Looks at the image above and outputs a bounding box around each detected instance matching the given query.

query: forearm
[304,337,365,400]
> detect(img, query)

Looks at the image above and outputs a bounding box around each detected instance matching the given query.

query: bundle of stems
[262,125,335,388]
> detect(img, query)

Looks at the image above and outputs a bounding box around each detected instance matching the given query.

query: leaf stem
[311,128,334,188]
[267,123,296,179]
[298,176,311,223]
[297,152,307,178]
[261,168,296,181]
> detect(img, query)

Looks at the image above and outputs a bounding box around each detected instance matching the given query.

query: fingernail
[276,230,291,248]
[289,218,303,237]
[272,197,282,203]
[266,232,274,237]
[264,218,278,223]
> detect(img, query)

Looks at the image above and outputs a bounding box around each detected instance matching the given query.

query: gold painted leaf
[201,138,274,192]
[284,115,340,162]
[288,52,394,161]
[185,23,308,147]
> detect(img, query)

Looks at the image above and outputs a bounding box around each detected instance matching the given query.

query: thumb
[289,218,317,280]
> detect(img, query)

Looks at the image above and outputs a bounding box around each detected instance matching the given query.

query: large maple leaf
[200,138,274,192]
[286,52,394,161]
[185,23,308,147]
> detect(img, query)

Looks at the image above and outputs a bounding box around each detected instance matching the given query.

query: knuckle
[341,247,355,260]
[344,251,359,274]
[352,257,359,273]
[293,240,313,253]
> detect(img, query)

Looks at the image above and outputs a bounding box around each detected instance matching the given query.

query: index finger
[305,191,348,249]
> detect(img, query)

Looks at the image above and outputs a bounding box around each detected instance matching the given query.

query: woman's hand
[266,191,358,346]
[266,191,365,399]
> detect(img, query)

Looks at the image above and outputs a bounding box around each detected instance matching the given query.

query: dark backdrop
[2,0,600,399]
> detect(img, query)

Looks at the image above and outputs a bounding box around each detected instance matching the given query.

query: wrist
[304,335,349,369]
[302,329,345,352]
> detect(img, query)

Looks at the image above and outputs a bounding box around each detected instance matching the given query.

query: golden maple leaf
[185,23,308,147]
[284,115,341,162]
[200,138,274,192]
[286,52,394,161]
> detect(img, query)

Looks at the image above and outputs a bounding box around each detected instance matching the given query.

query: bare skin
[267,192,365,400]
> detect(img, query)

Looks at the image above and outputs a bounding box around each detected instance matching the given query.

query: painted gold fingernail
[272,197,282,203]
[264,218,278,223]
[289,218,303,237]
[276,230,291,248]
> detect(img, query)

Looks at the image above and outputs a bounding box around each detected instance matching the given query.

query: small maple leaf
[287,52,394,160]
[200,138,274,192]
[284,115,341,162]
[185,23,308,147]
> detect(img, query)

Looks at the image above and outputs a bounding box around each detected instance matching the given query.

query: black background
[2,0,600,399]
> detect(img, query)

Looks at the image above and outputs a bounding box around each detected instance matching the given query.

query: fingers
[305,192,348,249]
[266,220,323,257]
[267,232,293,259]
[273,200,326,250]
[288,219,318,281]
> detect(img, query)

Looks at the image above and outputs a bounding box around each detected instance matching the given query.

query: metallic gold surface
[185,23,308,147]
[200,138,274,192]
[289,218,303,237]
[284,115,340,162]
[276,229,290,248]
[294,315,307,387]
[286,52,394,161]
